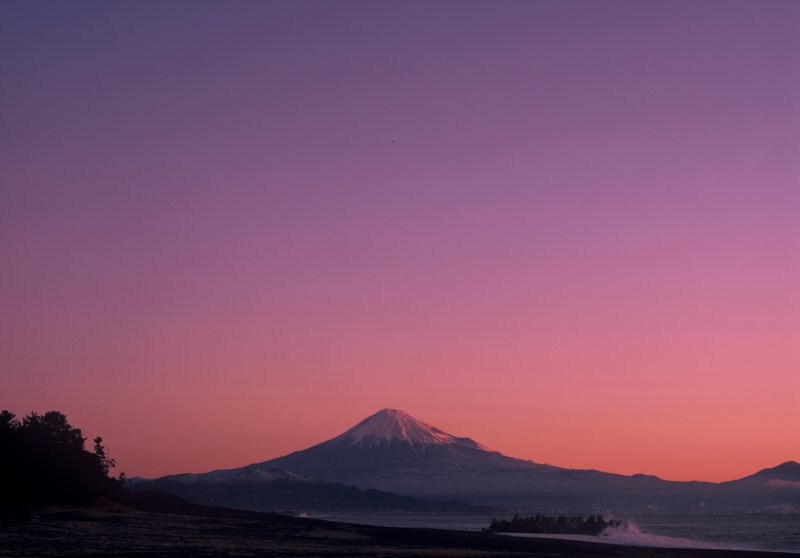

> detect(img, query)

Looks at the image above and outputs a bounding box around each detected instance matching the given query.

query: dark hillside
[0,410,122,507]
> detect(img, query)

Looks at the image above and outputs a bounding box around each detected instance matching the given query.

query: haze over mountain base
[133,409,800,514]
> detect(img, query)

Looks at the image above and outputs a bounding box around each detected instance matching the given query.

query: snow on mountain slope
[330,408,489,450]
[139,409,800,512]
[215,408,571,500]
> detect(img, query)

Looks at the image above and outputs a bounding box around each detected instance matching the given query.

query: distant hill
[130,467,478,512]
[704,461,800,512]
[726,461,800,485]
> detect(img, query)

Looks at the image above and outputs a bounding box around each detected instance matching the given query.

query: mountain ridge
[137,409,800,513]
[129,466,479,512]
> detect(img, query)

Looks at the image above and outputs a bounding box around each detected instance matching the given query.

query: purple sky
[1,1,798,481]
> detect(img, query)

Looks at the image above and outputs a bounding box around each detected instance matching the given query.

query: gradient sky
[1,1,798,482]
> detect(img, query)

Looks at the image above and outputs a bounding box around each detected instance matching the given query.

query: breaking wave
[596,522,754,550]
[502,522,756,552]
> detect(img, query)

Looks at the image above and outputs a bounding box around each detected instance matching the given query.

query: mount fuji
[221,408,693,507]
[213,408,562,499]
[134,409,800,513]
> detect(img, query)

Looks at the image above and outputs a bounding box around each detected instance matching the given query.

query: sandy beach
[1,504,796,558]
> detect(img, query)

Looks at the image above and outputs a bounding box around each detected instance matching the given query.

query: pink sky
[1,0,798,482]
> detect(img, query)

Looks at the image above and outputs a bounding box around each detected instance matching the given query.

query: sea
[306,511,800,553]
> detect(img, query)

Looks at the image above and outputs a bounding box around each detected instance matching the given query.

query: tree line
[0,410,124,506]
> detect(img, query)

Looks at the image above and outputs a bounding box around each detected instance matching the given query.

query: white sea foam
[320,511,800,553]
[500,522,755,551]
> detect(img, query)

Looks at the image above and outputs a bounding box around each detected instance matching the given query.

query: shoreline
[498,531,799,554]
[1,504,798,558]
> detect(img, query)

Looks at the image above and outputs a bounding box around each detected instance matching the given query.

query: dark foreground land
[0,503,795,558]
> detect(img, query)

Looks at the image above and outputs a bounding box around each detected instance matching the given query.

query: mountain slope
[140,409,799,513]
[727,461,800,485]
[211,409,561,495]
[205,409,711,509]
[130,467,478,512]
[703,461,800,511]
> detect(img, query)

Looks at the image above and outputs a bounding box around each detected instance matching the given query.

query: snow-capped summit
[141,408,800,513]
[333,408,475,448]
[225,407,519,488]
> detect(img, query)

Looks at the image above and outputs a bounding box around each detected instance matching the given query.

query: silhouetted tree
[0,410,123,507]
[93,437,116,476]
